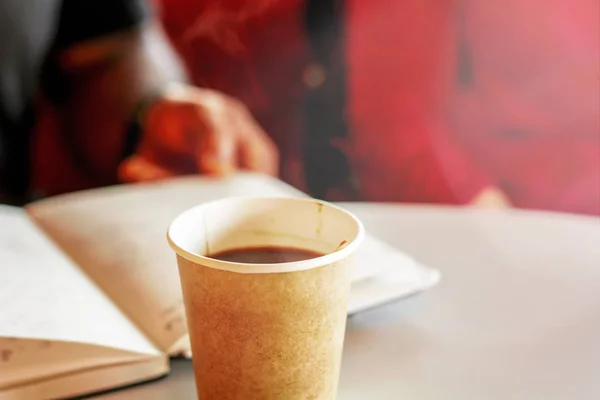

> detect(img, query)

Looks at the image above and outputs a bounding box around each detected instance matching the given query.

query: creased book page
[0,206,158,358]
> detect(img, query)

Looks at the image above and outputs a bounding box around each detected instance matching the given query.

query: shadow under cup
[167,197,364,400]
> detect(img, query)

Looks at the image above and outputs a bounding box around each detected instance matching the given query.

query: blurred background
[5,0,599,215]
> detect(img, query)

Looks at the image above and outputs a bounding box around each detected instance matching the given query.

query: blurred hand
[470,187,511,208]
[118,83,279,182]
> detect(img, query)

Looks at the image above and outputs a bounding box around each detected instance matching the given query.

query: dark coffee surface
[210,246,323,264]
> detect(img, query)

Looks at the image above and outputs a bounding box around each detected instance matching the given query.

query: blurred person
[160,0,599,214]
[0,0,278,205]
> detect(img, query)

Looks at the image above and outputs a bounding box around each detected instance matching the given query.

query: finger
[470,187,511,208]
[235,118,279,175]
[195,129,237,175]
[237,136,279,175]
[193,110,238,176]
[118,155,178,183]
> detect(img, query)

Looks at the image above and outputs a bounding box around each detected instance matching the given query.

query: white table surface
[95,204,600,400]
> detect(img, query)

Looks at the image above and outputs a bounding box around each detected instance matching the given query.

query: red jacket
[160,0,600,215]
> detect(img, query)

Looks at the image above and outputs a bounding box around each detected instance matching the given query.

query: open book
[0,173,440,399]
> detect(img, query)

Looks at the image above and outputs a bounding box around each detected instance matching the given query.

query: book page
[0,338,165,391]
[27,173,427,355]
[27,174,302,354]
[0,206,159,358]
[1,351,167,400]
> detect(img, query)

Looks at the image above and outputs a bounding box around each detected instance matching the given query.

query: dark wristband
[121,90,163,160]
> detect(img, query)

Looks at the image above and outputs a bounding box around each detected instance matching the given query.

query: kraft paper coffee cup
[167,197,364,400]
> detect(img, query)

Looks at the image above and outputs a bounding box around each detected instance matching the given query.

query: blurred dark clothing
[160,0,599,214]
[0,0,149,205]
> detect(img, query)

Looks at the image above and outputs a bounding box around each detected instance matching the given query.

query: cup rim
[167,196,365,274]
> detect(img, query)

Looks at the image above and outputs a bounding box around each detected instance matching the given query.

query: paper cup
[167,197,364,399]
